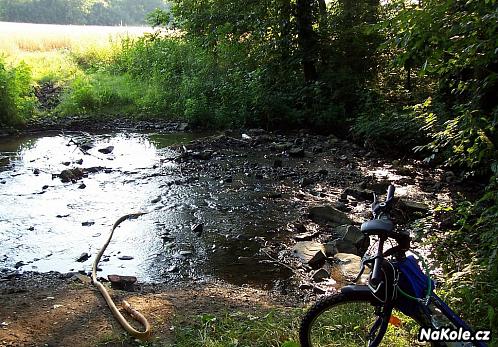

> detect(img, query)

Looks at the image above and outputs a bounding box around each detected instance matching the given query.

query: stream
[0,131,296,288]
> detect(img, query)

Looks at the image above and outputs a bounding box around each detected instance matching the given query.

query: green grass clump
[55,72,147,117]
[0,57,37,126]
[173,309,301,347]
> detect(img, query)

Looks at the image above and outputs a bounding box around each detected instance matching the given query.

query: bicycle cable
[396,249,432,304]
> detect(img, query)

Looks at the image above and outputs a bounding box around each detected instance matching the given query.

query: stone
[75,159,83,165]
[71,273,91,284]
[76,253,90,262]
[167,265,179,272]
[191,223,204,235]
[59,168,84,183]
[108,274,137,291]
[151,196,162,204]
[312,268,330,282]
[400,199,429,214]
[334,239,358,255]
[300,177,314,187]
[335,253,362,280]
[192,150,213,160]
[322,242,338,257]
[292,241,326,269]
[178,122,189,131]
[293,231,319,242]
[33,168,40,175]
[98,146,114,154]
[289,147,305,157]
[118,255,134,260]
[81,221,94,227]
[78,183,86,189]
[343,225,364,244]
[343,187,374,201]
[14,261,25,269]
[309,206,353,225]
[334,201,349,212]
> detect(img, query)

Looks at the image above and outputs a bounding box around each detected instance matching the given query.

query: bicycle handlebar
[368,184,404,290]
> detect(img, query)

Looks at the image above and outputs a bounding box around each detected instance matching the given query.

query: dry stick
[260,248,300,275]
[91,212,152,340]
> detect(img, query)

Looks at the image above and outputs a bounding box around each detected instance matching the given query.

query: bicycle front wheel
[300,291,428,347]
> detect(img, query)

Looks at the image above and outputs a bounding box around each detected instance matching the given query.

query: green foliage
[55,72,144,117]
[383,0,498,170]
[352,91,427,150]
[0,57,37,125]
[0,0,171,26]
[430,175,498,342]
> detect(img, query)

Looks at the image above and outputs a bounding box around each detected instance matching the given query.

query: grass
[0,21,151,86]
[173,309,302,347]
[0,21,156,123]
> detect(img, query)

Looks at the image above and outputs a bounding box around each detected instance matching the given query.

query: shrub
[0,57,36,126]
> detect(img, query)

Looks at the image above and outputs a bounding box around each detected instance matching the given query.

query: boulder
[108,274,137,291]
[292,241,326,269]
[335,253,362,280]
[343,187,374,201]
[76,253,90,262]
[289,147,305,158]
[309,206,353,225]
[59,168,84,183]
[312,268,330,282]
[322,242,338,257]
[334,239,358,255]
[399,199,429,215]
[98,146,114,154]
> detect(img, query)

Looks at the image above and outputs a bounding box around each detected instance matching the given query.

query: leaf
[281,341,300,347]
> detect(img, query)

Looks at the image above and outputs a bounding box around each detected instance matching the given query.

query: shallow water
[0,131,294,288]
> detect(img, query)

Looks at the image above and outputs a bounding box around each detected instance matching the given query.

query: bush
[0,57,36,126]
[352,92,427,151]
[55,72,143,117]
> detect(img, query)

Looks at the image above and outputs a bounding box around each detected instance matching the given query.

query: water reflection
[0,131,294,288]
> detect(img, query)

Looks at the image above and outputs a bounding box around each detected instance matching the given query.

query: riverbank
[1,126,486,345]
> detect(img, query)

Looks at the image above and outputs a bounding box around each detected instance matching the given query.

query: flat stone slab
[309,206,353,225]
[292,241,326,268]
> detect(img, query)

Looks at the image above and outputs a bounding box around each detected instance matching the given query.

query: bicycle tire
[300,291,434,347]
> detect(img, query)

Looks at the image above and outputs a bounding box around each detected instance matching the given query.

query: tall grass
[0,22,151,55]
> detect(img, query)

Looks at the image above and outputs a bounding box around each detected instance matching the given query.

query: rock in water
[309,206,353,225]
[98,146,114,154]
[191,223,204,235]
[289,147,305,157]
[59,168,84,183]
[76,253,90,262]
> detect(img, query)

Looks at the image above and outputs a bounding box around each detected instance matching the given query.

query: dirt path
[0,272,293,347]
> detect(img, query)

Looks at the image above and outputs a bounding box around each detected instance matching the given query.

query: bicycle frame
[430,293,488,347]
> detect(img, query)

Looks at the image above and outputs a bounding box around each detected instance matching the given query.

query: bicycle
[299,184,489,347]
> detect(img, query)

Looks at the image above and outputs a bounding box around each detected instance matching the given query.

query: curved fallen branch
[91,212,151,340]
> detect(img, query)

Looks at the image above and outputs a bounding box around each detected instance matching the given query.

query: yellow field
[0,21,152,54]
[0,21,155,83]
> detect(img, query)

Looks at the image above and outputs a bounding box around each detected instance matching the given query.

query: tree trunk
[296,0,318,82]
[279,0,292,61]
